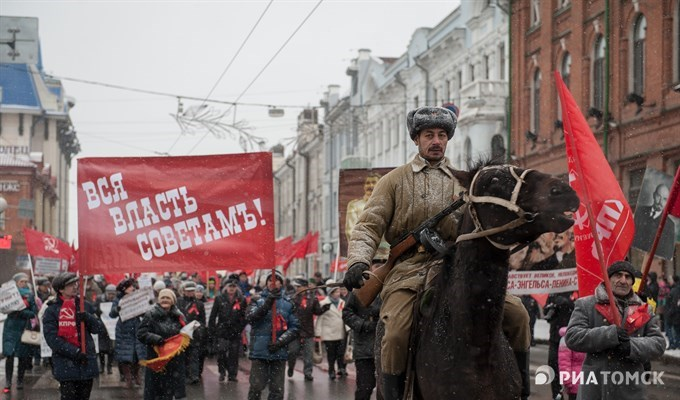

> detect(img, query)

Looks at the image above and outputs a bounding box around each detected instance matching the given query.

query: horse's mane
[465,156,506,177]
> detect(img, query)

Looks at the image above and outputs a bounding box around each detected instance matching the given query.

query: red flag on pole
[23,228,72,261]
[555,72,635,301]
[69,243,79,272]
[306,232,319,255]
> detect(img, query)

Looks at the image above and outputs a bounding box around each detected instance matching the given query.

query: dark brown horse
[408,162,579,399]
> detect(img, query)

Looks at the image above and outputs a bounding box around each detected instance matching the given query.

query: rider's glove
[343,263,369,290]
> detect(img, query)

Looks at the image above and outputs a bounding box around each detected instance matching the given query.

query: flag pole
[79,274,87,353]
[555,71,621,326]
[639,165,680,294]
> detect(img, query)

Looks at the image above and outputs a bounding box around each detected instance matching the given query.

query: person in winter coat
[246,271,299,400]
[42,272,106,400]
[343,106,464,399]
[287,278,330,381]
[137,289,187,400]
[315,282,347,380]
[520,295,540,346]
[565,261,666,400]
[177,280,206,384]
[209,277,247,382]
[558,326,585,400]
[343,292,381,400]
[110,277,147,388]
[665,276,680,349]
[2,272,39,393]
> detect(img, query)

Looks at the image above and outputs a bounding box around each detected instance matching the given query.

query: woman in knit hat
[2,272,38,393]
[138,288,187,400]
[109,277,146,388]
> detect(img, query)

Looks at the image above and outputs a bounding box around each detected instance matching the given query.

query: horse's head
[452,161,580,250]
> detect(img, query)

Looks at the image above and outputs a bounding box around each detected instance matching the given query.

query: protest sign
[99,302,118,339]
[507,268,578,295]
[0,281,26,313]
[118,287,154,322]
[34,257,66,275]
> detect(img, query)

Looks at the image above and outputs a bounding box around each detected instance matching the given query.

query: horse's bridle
[455,165,538,251]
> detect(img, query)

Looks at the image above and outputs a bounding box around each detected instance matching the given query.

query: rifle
[354,196,466,307]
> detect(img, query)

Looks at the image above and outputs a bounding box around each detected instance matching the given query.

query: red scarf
[58,297,79,347]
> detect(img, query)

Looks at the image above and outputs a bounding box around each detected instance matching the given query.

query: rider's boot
[515,350,530,400]
[382,373,405,400]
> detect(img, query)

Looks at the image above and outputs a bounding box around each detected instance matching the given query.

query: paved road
[2,344,679,399]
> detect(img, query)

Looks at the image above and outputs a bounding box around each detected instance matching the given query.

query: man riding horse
[344,106,531,400]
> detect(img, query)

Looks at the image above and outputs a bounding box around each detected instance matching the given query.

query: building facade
[0,16,80,268]
[510,0,680,275]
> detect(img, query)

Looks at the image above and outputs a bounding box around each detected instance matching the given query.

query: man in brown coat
[344,106,463,399]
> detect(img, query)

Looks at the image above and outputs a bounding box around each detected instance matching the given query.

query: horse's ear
[451,169,473,189]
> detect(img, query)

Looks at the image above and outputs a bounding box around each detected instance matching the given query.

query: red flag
[331,257,348,273]
[23,228,72,261]
[306,232,319,254]
[668,166,680,218]
[69,243,79,272]
[0,235,11,250]
[274,236,293,266]
[555,72,635,297]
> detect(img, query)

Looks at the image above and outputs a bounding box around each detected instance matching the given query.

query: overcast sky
[3,0,460,240]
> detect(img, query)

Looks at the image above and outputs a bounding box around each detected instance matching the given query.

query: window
[413,96,419,108]
[632,14,646,95]
[499,42,506,80]
[457,70,463,91]
[484,54,490,80]
[561,52,572,87]
[558,0,570,9]
[433,87,438,105]
[531,0,540,26]
[445,79,451,102]
[470,63,475,83]
[531,69,541,134]
[593,35,605,110]
[629,167,646,207]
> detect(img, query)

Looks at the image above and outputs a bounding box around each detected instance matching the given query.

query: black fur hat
[407,106,458,140]
[52,272,78,293]
[607,261,636,278]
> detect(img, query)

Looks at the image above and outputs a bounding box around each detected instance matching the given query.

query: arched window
[531,0,540,26]
[632,14,646,95]
[531,69,541,134]
[593,35,605,110]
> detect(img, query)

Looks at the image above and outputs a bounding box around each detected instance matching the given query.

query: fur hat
[407,106,458,140]
[607,261,636,278]
[116,278,136,294]
[196,284,205,293]
[105,284,117,293]
[158,288,176,305]
[52,272,78,293]
[182,281,197,291]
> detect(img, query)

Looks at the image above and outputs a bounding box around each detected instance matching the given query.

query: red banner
[77,153,275,275]
[556,72,635,297]
[23,228,72,260]
[0,235,11,250]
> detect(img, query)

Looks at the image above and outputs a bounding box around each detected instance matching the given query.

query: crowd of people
[2,105,678,400]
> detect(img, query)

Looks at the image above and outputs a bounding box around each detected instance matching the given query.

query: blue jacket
[246,289,299,361]
[110,295,147,362]
[2,291,38,357]
[42,296,105,382]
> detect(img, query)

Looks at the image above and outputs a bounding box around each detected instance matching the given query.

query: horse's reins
[293,282,346,297]
[455,165,538,253]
